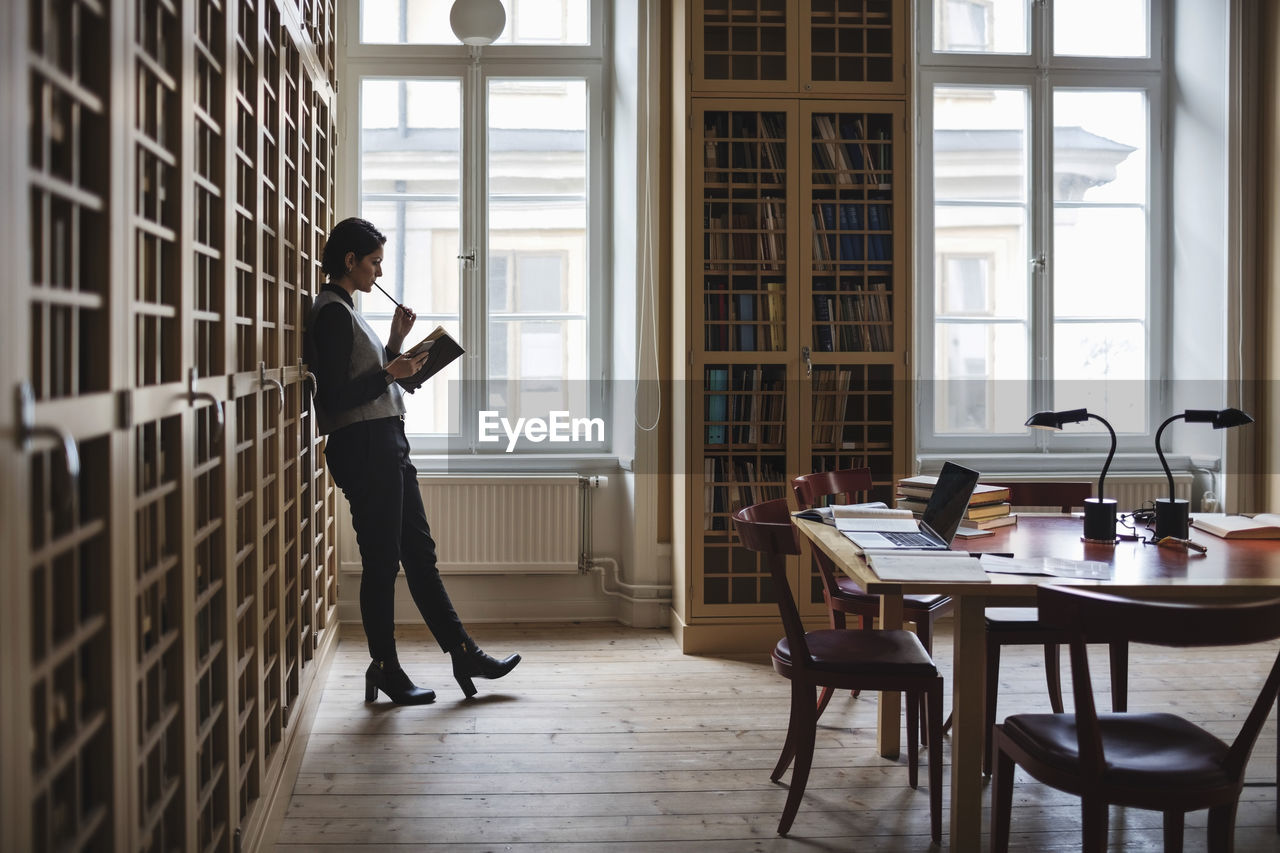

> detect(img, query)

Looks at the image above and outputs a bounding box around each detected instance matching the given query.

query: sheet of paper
[978,555,1112,579]
[868,554,991,583]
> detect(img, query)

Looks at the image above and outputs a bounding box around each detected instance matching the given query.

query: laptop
[841,462,981,551]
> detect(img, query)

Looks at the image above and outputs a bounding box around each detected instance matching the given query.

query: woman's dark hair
[321,217,386,281]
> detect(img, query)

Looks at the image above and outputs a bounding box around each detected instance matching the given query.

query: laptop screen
[920,462,981,545]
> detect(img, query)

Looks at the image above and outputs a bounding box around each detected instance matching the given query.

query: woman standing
[307,217,520,704]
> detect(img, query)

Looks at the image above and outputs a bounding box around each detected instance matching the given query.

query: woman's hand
[387,304,416,350]
[383,348,431,381]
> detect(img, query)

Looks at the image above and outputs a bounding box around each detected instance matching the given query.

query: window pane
[360,0,590,46]
[360,78,462,435]
[934,87,1027,203]
[933,322,1028,434]
[487,77,588,399]
[1053,325,1147,433]
[1054,207,1145,318]
[1055,0,1148,58]
[932,0,1027,55]
[934,207,1027,319]
[1053,90,1146,204]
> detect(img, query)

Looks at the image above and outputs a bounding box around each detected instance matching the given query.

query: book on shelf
[765,281,785,351]
[896,476,1010,506]
[705,368,729,445]
[1190,513,1280,540]
[398,326,464,393]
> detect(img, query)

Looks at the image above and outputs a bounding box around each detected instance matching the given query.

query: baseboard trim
[244,621,341,852]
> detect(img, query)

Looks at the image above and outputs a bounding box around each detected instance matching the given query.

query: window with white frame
[343,0,606,453]
[918,0,1162,452]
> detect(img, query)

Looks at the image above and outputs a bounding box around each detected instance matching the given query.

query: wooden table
[793,514,1280,850]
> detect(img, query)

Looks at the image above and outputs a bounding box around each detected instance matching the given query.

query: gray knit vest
[310,289,406,435]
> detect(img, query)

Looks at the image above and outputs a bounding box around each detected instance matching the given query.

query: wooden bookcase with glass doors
[674,0,912,651]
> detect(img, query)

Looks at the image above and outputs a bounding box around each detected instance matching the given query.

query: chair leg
[916,617,933,747]
[1207,801,1238,853]
[1044,643,1065,714]
[990,730,1014,853]
[1109,641,1129,712]
[770,682,806,782]
[1163,810,1185,853]
[1081,799,1109,853]
[984,639,1002,775]
[815,686,835,720]
[905,689,919,789]
[927,680,943,847]
[777,682,818,836]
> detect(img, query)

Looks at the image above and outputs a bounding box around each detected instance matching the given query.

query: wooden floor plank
[276,622,1280,850]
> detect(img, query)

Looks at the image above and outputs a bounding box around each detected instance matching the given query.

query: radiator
[990,473,1193,512]
[419,474,585,574]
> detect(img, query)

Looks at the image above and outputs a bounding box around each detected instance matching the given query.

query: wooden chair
[732,499,943,842]
[981,481,1129,775]
[991,585,1280,853]
[792,468,953,738]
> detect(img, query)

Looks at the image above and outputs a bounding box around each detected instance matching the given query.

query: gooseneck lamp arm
[1153,413,1184,503]
[1088,412,1117,502]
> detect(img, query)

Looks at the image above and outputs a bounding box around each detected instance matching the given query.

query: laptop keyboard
[881,531,937,547]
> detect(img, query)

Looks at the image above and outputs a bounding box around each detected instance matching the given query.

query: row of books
[813,280,892,353]
[703,455,786,530]
[705,367,786,446]
[812,114,891,188]
[894,475,1018,531]
[811,201,893,270]
[704,278,786,351]
[700,113,893,190]
[704,203,784,269]
[703,113,786,186]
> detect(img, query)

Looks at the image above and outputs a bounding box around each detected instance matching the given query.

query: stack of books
[895,475,1017,531]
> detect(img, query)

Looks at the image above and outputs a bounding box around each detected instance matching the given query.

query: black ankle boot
[365,660,436,705]
[450,641,521,698]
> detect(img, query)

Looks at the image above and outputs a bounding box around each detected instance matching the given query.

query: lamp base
[1082,498,1117,543]
[1154,498,1190,540]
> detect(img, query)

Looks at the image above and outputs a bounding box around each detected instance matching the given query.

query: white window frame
[338,1,609,455]
[916,0,1167,457]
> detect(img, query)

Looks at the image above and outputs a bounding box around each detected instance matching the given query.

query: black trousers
[323,416,468,662]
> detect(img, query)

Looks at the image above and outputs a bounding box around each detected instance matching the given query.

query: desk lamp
[1154,408,1253,539]
[1025,408,1117,542]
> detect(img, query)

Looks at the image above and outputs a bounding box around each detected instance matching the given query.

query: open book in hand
[792,502,913,524]
[398,326,464,394]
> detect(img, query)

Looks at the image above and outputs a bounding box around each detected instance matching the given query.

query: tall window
[344,0,606,452]
[918,0,1162,452]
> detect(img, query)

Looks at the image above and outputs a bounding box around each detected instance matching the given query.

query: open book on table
[792,502,913,525]
[398,326,464,393]
[1190,513,1280,540]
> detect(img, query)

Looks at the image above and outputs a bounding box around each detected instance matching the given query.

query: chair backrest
[1038,585,1280,781]
[792,469,873,598]
[792,468,874,509]
[731,499,808,659]
[986,481,1093,512]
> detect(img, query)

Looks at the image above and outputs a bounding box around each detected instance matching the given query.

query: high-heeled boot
[365,659,436,705]
[450,640,521,698]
